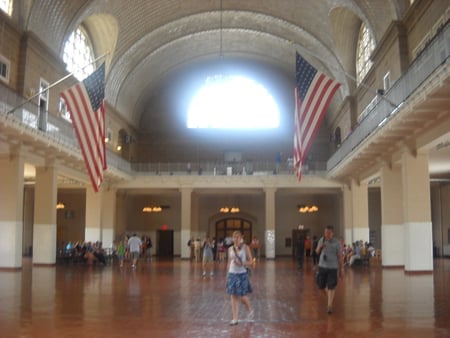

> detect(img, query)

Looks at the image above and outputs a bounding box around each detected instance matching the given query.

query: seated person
[348,242,362,266]
[367,242,376,257]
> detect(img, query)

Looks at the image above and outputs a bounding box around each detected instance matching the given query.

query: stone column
[350,178,369,243]
[33,164,57,264]
[0,154,24,268]
[101,188,116,249]
[380,164,404,266]
[85,187,101,243]
[401,150,433,271]
[180,188,192,259]
[341,183,353,244]
[264,187,276,259]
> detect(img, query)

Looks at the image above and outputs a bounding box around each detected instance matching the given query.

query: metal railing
[327,20,450,171]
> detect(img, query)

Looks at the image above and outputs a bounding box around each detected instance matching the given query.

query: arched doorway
[215,217,252,245]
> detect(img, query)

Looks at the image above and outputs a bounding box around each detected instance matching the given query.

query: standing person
[127,233,142,269]
[202,237,215,277]
[194,238,201,262]
[312,236,319,265]
[296,235,305,270]
[226,231,253,326]
[145,236,153,262]
[250,236,260,262]
[315,225,344,314]
[304,235,312,257]
[217,239,225,263]
[117,239,126,267]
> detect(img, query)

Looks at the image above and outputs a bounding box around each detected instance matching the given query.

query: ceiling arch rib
[109,11,349,126]
[116,28,347,127]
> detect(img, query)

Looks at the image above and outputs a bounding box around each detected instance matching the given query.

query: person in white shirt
[127,233,142,269]
[226,231,253,325]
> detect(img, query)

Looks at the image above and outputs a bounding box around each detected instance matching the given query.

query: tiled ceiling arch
[22,0,406,127]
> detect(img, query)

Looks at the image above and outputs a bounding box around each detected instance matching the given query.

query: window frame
[0,54,10,84]
[356,23,375,85]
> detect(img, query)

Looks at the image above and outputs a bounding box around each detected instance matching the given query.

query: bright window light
[187,75,280,129]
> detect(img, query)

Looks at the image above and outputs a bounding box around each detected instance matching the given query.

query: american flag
[61,63,107,192]
[293,52,340,180]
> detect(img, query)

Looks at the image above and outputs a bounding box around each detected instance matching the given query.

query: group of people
[62,241,107,265]
[115,234,153,268]
[63,227,345,325]
[296,235,320,269]
[343,240,376,266]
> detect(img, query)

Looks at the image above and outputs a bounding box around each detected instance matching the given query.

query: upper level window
[187,75,280,129]
[63,27,95,81]
[0,54,10,84]
[0,0,12,15]
[356,23,375,85]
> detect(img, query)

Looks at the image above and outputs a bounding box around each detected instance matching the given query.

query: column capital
[263,187,277,194]
[179,187,193,194]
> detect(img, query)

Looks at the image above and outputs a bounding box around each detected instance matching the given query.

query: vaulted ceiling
[21,0,409,129]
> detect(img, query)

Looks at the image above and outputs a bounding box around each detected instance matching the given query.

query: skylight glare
[187,75,280,129]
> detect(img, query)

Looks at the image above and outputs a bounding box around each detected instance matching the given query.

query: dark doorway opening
[157,230,174,258]
[292,229,309,258]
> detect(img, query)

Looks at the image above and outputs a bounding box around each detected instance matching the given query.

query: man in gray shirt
[128,233,142,269]
[315,225,344,314]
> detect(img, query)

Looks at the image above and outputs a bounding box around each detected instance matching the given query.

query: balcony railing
[327,20,450,172]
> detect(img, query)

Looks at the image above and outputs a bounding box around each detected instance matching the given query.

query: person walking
[226,231,253,326]
[117,239,126,267]
[202,237,215,277]
[250,236,260,262]
[127,233,142,269]
[315,225,344,314]
[312,236,319,265]
[296,235,305,270]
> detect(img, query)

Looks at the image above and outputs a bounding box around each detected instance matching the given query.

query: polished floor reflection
[0,257,449,338]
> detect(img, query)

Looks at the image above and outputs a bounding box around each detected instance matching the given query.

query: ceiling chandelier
[142,206,163,213]
[297,205,319,213]
[220,206,240,213]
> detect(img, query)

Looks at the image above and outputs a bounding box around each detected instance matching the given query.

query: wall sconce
[142,206,163,213]
[56,202,65,210]
[220,206,240,213]
[297,205,318,213]
[116,144,122,152]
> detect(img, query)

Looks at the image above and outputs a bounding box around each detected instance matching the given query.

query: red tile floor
[0,257,449,338]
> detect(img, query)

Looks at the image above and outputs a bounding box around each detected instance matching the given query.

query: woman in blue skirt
[226,231,253,325]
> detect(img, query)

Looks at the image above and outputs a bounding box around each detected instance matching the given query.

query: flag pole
[296,49,400,109]
[7,51,109,115]
[340,70,399,109]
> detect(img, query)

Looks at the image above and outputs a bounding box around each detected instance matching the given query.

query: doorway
[215,218,252,245]
[292,229,309,258]
[157,230,174,257]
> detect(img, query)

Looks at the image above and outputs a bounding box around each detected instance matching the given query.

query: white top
[229,245,248,274]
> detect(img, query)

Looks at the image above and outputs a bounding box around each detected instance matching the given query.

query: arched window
[356,23,375,85]
[216,218,252,245]
[63,27,95,81]
[0,0,12,15]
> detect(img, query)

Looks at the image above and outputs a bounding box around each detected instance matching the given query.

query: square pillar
[380,164,404,267]
[0,155,24,268]
[33,165,57,264]
[402,151,433,271]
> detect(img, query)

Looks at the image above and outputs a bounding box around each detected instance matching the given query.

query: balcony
[0,84,327,183]
[327,21,450,180]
